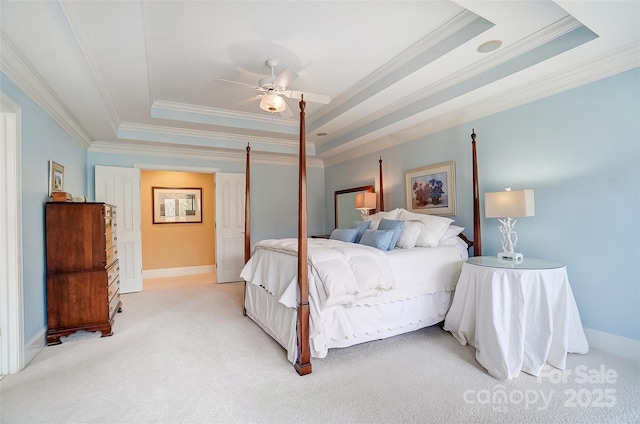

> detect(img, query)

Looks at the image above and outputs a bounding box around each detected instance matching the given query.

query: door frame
[133,163,221,279]
[0,92,25,375]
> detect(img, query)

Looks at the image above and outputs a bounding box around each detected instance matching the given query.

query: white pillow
[441,225,465,241]
[396,220,424,249]
[397,209,453,247]
[365,208,401,230]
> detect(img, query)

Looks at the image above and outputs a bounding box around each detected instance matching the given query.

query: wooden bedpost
[471,130,482,256]
[295,96,312,376]
[378,156,385,212]
[244,143,251,264]
[242,143,251,316]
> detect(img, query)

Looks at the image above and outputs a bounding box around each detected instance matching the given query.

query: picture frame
[48,160,64,196]
[405,161,456,215]
[152,187,202,224]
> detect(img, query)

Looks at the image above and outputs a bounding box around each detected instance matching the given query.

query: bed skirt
[245,283,453,364]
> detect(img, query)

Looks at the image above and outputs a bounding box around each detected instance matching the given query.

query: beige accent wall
[140,170,215,270]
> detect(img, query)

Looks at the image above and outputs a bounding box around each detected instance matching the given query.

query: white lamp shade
[259,92,286,112]
[485,189,535,218]
[354,192,376,210]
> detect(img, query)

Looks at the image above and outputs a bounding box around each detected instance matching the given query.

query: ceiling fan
[219,59,331,117]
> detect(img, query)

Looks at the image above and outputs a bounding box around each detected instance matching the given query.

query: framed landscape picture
[405,161,456,215]
[152,187,202,224]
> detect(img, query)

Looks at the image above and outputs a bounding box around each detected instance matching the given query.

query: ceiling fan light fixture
[259,92,286,113]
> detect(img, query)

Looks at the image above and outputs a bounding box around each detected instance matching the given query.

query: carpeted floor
[1,274,639,424]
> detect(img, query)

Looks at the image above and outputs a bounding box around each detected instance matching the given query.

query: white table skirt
[444,261,589,379]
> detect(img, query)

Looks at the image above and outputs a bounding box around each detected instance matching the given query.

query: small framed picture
[152,187,202,224]
[405,161,456,215]
[49,161,64,196]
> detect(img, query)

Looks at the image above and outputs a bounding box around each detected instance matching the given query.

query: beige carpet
[1,274,639,424]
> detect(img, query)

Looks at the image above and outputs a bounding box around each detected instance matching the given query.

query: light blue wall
[1,72,88,342]
[5,64,639,347]
[326,67,640,341]
[86,152,326,245]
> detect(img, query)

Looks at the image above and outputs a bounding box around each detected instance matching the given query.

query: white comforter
[242,238,395,308]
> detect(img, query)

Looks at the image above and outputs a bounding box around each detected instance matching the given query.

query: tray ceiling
[1,1,638,165]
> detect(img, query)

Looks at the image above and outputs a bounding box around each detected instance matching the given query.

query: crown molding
[316,15,585,153]
[397,41,640,142]
[117,121,315,155]
[322,42,640,167]
[59,0,121,133]
[310,9,493,136]
[88,140,324,168]
[0,35,92,149]
[150,100,302,137]
[153,100,296,126]
[313,10,483,127]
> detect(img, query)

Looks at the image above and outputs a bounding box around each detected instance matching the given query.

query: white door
[95,166,143,293]
[215,173,245,283]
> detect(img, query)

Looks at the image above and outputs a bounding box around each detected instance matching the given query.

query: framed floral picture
[152,187,202,224]
[405,161,456,215]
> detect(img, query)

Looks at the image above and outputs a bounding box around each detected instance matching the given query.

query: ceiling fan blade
[285,90,331,105]
[216,79,261,90]
[273,68,299,89]
[231,95,262,109]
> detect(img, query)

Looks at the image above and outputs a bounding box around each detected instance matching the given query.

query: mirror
[334,185,374,229]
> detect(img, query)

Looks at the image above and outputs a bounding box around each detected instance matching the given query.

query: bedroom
[0,0,638,382]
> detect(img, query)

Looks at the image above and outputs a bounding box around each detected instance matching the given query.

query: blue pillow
[358,229,394,251]
[378,218,405,250]
[329,228,359,243]
[350,220,371,243]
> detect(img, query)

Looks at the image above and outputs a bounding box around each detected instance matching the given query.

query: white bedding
[244,238,395,308]
[241,237,468,363]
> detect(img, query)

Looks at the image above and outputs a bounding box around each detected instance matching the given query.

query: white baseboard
[25,326,46,366]
[584,327,640,362]
[142,265,215,279]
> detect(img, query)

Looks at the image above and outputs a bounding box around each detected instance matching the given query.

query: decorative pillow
[397,209,453,247]
[396,220,424,249]
[365,208,401,230]
[350,220,371,243]
[358,229,394,251]
[377,218,405,250]
[441,225,465,241]
[329,228,359,243]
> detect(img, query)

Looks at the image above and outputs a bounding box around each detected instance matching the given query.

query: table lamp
[354,192,376,220]
[484,188,535,261]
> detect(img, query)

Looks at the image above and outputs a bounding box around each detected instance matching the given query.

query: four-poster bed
[242,99,480,375]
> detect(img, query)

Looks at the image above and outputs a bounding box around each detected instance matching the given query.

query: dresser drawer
[108,276,119,302]
[105,246,118,268]
[108,290,121,319]
[105,230,117,250]
[107,260,120,285]
[105,217,117,234]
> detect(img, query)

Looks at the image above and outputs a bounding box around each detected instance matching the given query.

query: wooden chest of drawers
[45,202,122,345]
